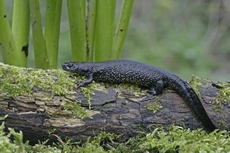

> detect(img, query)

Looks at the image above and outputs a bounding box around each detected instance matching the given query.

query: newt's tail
[168,77,216,132]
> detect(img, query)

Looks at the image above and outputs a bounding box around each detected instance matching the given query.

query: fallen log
[0,63,228,145]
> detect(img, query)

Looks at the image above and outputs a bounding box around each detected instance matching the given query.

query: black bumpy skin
[62,60,216,132]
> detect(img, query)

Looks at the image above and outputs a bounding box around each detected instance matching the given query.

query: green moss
[119,83,142,93]
[81,85,95,109]
[47,128,56,135]
[0,63,92,119]
[187,75,204,98]
[212,82,230,110]
[210,82,230,129]
[187,76,230,129]
[218,119,227,130]
[55,131,120,153]
[64,74,96,109]
[0,119,62,152]
[0,63,76,97]
[54,126,230,152]
[1,118,230,153]
[147,103,163,113]
[138,127,229,153]
[146,97,162,113]
[64,102,91,119]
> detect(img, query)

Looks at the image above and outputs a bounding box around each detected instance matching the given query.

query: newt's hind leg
[149,80,164,95]
[148,88,158,95]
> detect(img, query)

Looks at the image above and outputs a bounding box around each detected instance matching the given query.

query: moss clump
[147,103,163,113]
[119,83,141,93]
[211,82,230,129]
[81,85,95,109]
[212,82,230,110]
[53,126,230,153]
[64,102,91,119]
[0,63,97,121]
[187,75,204,98]
[138,127,229,153]
[146,97,162,113]
[0,63,76,97]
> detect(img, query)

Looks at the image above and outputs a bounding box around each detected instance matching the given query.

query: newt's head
[62,61,94,75]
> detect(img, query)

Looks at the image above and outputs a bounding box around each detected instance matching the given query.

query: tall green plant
[67,0,87,62]
[93,0,116,61]
[86,0,97,62]
[30,0,62,69]
[30,0,49,69]
[68,0,134,62]
[112,0,134,59]
[12,0,30,67]
[0,1,134,68]
[45,0,62,68]
[0,0,28,67]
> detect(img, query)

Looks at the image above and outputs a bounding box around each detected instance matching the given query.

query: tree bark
[0,64,228,145]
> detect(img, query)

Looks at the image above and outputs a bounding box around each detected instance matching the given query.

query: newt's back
[92,60,172,88]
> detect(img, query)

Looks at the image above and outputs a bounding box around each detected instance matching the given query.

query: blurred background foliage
[2,0,230,81]
[124,0,230,81]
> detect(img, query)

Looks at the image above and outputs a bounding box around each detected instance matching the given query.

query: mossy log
[0,63,229,145]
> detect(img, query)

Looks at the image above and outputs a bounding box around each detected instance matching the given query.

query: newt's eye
[67,63,74,68]
[62,62,75,70]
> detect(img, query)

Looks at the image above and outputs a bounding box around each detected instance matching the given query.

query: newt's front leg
[77,73,94,87]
